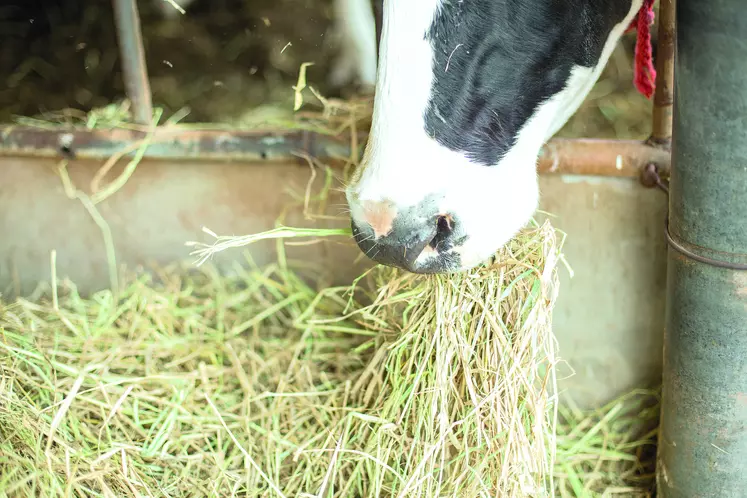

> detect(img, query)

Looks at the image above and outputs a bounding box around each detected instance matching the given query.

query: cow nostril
[437,215,452,233]
[429,215,454,250]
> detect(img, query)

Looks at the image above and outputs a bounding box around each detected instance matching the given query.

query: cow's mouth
[352,216,465,274]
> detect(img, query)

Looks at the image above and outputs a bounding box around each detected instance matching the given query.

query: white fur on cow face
[347,0,642,273]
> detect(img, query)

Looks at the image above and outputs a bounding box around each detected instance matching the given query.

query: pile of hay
[0,220,658,497]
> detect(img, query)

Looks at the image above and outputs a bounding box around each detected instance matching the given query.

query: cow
[345,0,651,274]
[157,0,651,275]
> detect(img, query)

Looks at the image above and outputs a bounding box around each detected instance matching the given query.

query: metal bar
[535,138,670,177]
[0,127,672,180]
[111,0,153,125]
[657,0,747,496]
[650,0,676,146]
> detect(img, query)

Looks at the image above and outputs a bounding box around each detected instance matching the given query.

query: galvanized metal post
[658,0,747,496]
[111,0,153,125]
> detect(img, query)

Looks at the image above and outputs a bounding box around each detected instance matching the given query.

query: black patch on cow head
[424,0,633,166]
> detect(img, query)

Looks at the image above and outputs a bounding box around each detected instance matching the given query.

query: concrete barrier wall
[0,155,666,408]
[539,174,667,408]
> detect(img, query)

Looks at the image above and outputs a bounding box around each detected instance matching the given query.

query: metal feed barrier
[0,0,675,181]
[2,0,747,496]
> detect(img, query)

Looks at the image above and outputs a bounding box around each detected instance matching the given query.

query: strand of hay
[186,226,352,267]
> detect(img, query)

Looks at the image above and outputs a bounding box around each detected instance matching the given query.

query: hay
[3,93,656,494]
[348,221,562,497]
[0,216,555,496]
[0,231,658,497]
[555,391,659,497]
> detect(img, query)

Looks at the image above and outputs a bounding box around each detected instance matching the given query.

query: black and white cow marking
[157,0,646,274]
[346,0,645,274]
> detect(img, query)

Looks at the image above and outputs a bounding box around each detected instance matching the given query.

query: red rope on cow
[626,0,657,99]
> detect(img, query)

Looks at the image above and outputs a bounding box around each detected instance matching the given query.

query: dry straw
[0,226,658,497]
[0,217,557,497]
[349,220,563,497]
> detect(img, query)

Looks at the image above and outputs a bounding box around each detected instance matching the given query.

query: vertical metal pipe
[111,0,153,125]
[651,0,675,145]
[658,0,747,496]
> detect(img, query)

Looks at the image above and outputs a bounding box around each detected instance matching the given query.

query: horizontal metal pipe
[0,127,671,180]
[536,138,670,178]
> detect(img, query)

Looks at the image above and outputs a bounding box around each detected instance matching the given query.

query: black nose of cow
[351,201,455,271]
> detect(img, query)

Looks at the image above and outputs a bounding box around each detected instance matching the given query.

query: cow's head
[346,0,641,273]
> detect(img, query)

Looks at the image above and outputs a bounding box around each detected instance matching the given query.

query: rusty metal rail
[0,0,675,182]
[0,126,671,179]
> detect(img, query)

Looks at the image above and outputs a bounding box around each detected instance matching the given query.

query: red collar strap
[625,0,657,99]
